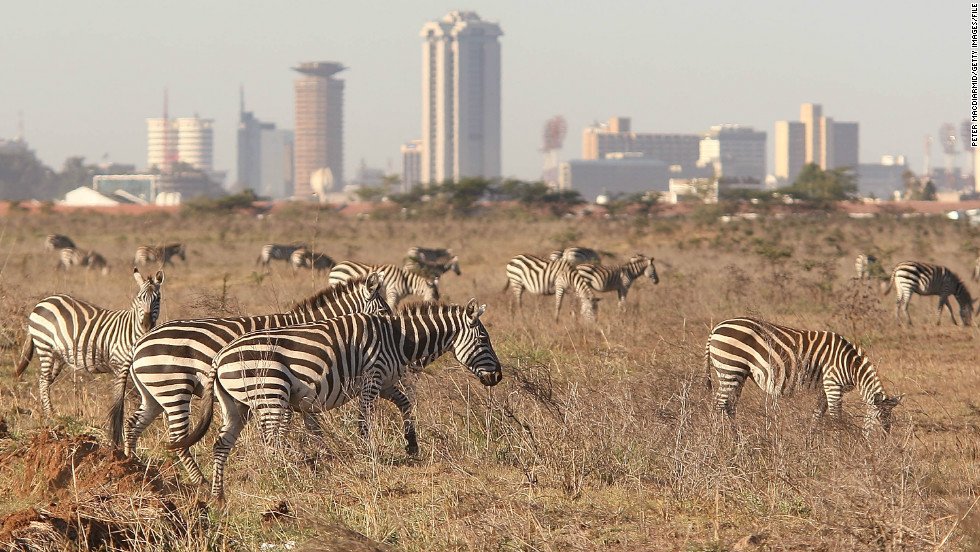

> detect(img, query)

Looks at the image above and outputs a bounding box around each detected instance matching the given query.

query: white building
[698,125,767,182]
[147,116,214,173]
[559,155,669,202]
[401,139,422,192]
[93,174,160,203]
[420,11,502,184]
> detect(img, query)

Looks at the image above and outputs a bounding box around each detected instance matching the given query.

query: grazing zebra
[548,247,602,266]
[289,248,336,272]
[329,261,439,307]
[135,243,186,267]
[854,254,878,280]
[171,300,502,501]
[403,255,461,279]
[705,317,902,434]
[405,246,453,264]
[44,234,76,252]
[503,254,575,309]
[15,269,165,418]
[120,274,391,483]
[556,255,658,319]
[58,247,109,275]
[257,243,307,267]
[885,261,974,326]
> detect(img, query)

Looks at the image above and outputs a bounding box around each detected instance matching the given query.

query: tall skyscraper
[238,91,294,199]
[146,116,213,172]
[830,121,859,170]
[800,103,823,165]
[774,121,805,184]
[293,61,345,198]
[420,11,502,184]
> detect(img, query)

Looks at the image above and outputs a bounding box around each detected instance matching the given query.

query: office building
[146,116,213,173]
[293,61,346,198]
[582,117,700,169]
[558,154,669,202]
[774,121,805,185]
[698,125,767,182]
[401,139,422,192]
[238,96,294,199]
[420,11,502,184]
[800,103,822,166]
[857,155,907,198]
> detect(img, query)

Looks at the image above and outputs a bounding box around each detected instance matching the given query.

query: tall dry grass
[0,208,978,550]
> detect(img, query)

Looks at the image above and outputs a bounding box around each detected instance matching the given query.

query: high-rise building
[830,121,859,170]
[238,93,294,199]
[781,103,859,175]
[800,103,823,165]
[146,116,213,173]
[582,117,701,169]
[293,61,345,198]
[774,121,805,185]
[698,125,767,182]
[420,11,502,184]
[401,139,422,192]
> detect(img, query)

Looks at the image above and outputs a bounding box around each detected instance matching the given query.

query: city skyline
[0,2,967,185]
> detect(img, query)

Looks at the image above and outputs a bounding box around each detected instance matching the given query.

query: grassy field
[0,207,979,551]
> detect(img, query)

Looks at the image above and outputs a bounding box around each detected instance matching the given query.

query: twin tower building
[238,10,503,200]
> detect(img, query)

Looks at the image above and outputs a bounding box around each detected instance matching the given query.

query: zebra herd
[19,234,979,503]
[45,234,188,275]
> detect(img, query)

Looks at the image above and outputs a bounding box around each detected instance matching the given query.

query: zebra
[58,247,109,275]
[258,243,307,267]
[556,254,658,319]
[289,248,336,272]
[548,247,602,266]
[854,254,878,280]
[170,299,502,501]
[15,268,165,418]
[135,243,186,267]
[120,274,391,483]
[884,261,974,326]
[503,254,575,310]
[705,317,902,435]
[403,255,461,279]
[405,246,454,264]
[44,234,76,252]
[329,261,439,307]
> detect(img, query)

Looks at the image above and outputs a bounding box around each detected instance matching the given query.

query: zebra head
[548,250,563,262]
[451,299,502,387]
[362,272,393,315]
[961,300,974,326]
[132,268,165,331]
[869,392,903,433]
[413,275,440,302]
[630,254,659,284]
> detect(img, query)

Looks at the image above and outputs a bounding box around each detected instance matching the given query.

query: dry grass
[0,208,979,550]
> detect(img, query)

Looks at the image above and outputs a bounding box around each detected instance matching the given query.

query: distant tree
[780,163,857,202]
[0,147,63,200]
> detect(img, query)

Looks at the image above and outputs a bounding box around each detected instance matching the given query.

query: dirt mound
[0,428,197,550]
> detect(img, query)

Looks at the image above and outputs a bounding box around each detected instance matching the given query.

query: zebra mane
[287,275,373,312]
[395,300,464,318]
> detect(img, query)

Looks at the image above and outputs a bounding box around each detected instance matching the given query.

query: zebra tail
[882,272,895,295]
[14,336,34,377]
[107,375,127,446]
[167,379,215,451]
[501,279,511,293]
[703,341,713,391]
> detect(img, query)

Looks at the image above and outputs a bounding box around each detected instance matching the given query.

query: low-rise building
[559,154,669,202]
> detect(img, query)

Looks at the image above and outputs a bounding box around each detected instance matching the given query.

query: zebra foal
[122,274,390,483]
[16,268,165,418]
[135,243,186,267]
[171,300,502,501]
[885,261,974,325]
[705,317,902,435]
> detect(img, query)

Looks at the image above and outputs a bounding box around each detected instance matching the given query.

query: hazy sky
[0,1,968,184]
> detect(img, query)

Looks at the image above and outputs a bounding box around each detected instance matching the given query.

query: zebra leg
[513,284,525,309]
[713,368,746,418]
[211,384,248,504]
[162,393,208,484]
[938,296,957,325]
[381,386,418,456]
[824,384,844,420]
[554,283,566,320]
[358,373,385,444]
[124,394,163,457]
[617,288,627,311]
[38,353,63,417]
[302,411,324,436]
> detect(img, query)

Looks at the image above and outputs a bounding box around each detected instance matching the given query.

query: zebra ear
[465,298,477,316]
[366,272,381,291]
[133,268,144,284]
[155,270,165,285]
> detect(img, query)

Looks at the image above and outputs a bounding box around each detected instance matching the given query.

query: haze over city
[0,1,966,184]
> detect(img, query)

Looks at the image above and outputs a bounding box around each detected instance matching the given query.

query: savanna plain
[0,207,979,551]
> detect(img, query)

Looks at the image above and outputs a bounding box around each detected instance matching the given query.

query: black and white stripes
[135,243,186,267]
[705,317,901,433]
[16,269,165,417]
[58,247,109,275]
[885,261,974,325]
[329,261,440,307]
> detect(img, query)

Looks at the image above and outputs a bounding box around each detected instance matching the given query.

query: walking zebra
[503,254,575,310]
[120,274,391,483]
[885,261,974,325]
[44,234,76,252]
[289,248,336,272]
[15,269,165,418]
[548,247,602,266]
[135,243,186,267]
[705,317,902,434]
[854,254,878,280]
[556,255,658,319]
[58,247,109,275]
[405,246,454,264]
[329,261,439,307]
[171,300,502,501]
[257,243,307,267]
[403,255,461,279]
